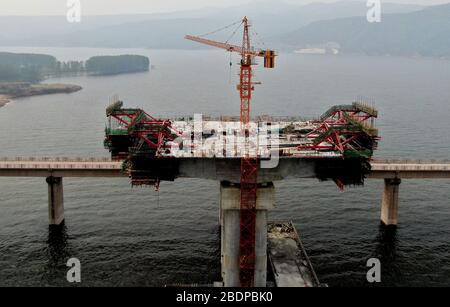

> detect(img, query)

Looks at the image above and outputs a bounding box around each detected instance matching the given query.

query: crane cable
[197,19,242,38]
[225,21,244,45]
[224,21,243,84]
[251,29,266,50]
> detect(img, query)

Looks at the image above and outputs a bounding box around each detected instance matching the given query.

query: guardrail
[0,157,113,162]
[371,164,450,171]
[0,162,121,170]
[0,158,122,171]
[372,159,450,164]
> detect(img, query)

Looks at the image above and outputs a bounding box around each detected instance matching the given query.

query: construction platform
[105,101,378,160]
[104,100,379,189]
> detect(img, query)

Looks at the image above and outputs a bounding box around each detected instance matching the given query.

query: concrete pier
[381,178,401,226]
[46,176,64,225]
[220,181,275,287]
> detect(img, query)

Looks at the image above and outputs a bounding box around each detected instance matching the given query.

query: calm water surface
[0,47,449,286]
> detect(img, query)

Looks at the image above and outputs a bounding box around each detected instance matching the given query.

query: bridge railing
[371,159,450,171]
[1,157,450,165]
[0,157,122,170]
[0,163,121,169]
[372,165,450,171]
[372,159,450,164]
[0,157,114,162]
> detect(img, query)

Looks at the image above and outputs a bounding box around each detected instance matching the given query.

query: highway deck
[0,157,449,179]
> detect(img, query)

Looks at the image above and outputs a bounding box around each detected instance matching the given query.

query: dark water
[0,47,449,286]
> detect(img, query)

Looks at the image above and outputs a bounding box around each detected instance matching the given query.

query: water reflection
[375,224,398,261]
[46,223,70,268]
[372,224,402,285]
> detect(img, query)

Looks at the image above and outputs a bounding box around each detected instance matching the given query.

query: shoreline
[0,83,82,108]
[0,95,9,107]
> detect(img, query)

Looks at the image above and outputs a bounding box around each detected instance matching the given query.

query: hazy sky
[0,0,449,16]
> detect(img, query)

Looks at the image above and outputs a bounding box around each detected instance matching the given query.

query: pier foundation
[46,176,64,225]
[380,178,401,226]
[219,181,274,287]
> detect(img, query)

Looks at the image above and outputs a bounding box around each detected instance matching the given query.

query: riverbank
[0,95,9,107]
[0,82,82,107]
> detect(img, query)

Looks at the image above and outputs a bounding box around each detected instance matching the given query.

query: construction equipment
[186,16,276,287]
[104,99,181,187]
[103,18,380,288]
[104,100,380,191]
[185,17,276,126]
[298,102,379,189]
[299,102,379,158]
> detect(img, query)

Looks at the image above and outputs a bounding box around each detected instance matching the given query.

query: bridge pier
[381,178,401,226]
[219,181,274,287]
[46,176,64,225]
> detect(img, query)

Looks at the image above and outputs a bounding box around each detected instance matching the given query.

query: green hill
[0,52,57,82]
[85,55,149,75]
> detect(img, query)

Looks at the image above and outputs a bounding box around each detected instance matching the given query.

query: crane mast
[239,16,253,126]
[237,16,258,287]
[185,17,276,287]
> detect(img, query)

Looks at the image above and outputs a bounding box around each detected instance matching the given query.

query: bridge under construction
[2,16,449,287]
[104,100,379,189]
[102,16,382,286]
[2,155,450,286]
[101,96,383,286]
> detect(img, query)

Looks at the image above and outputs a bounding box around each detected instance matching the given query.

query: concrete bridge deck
[0,158,123,177]
[1,157,449,228]
[369,160,450,178]
[1,157,449,179]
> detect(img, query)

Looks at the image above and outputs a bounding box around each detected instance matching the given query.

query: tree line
[0,52,150,82]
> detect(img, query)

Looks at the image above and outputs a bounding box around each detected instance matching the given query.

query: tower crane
[185,16,276,287]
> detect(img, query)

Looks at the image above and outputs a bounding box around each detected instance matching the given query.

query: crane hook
[229,51,233,84]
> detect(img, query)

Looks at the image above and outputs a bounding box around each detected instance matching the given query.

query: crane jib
[184,35,276,62]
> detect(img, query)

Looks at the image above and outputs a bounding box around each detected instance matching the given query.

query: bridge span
[1,156,449,286]
[1,157,449,226]
[1,157,450,179]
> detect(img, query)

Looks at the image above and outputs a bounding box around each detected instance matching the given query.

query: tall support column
[381,178,401,226]
[220,181,274,287]
[46,176,64,225]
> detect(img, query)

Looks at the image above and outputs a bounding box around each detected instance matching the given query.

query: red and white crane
[185,16,276,287]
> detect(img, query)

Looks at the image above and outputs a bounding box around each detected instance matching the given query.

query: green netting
[344,149,373,159]
[106,128,128,135]
[343,113,378,136]
[128,111,147,132]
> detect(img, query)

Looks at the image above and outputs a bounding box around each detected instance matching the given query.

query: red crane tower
[185,17,276,287]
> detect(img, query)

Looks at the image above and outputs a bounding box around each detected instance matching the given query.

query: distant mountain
[273,3,450,57]
[34,19,232,49]
[0,15,159,42]
[0,1,424,48]
[174,0,424,38]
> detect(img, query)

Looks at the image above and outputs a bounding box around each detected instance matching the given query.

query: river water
[0,47,449,286]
